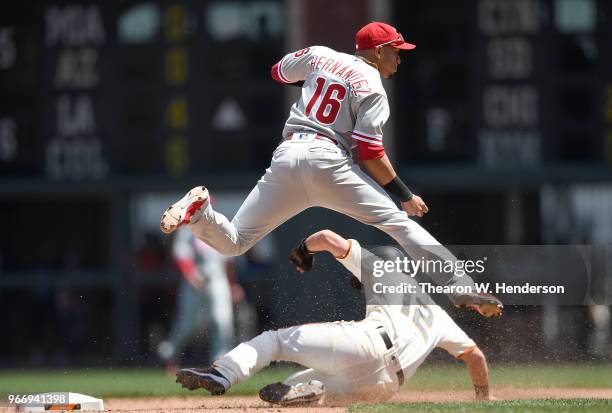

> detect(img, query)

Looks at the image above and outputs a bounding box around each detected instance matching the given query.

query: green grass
[348,399,612,413]
[406,363,612,391]
[0,366,298,398]
[0,363,610,404]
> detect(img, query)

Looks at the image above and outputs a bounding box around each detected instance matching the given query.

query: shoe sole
[160,186,208,234]
[455,292,503,307]
[176,369,226,395]
[259,382,324,406]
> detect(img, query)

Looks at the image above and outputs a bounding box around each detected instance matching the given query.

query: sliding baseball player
[175,229,493,405]
[160,22,501,312]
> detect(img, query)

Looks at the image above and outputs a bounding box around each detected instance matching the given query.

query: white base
[15,392,104,412]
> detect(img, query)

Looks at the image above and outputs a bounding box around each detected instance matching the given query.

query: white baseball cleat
[259,380,325,406]
[160,186,209,234]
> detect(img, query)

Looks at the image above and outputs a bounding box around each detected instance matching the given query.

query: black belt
[376,326,405,386]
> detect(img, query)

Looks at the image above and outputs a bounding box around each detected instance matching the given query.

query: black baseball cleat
[259,380,325,406]
[175,367,230,395]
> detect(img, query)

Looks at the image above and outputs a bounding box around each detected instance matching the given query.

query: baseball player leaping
[175,229,493,404]
[160,21,501,311]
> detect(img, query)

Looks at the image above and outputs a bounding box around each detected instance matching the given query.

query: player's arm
[289,229,363,277]
[290,229,352,271]
[459,347,492,401]
[436,314,493,401]
[360,156,427,217]
[353,95,428,217]
[270,46,314,86]
[303,229,350,257]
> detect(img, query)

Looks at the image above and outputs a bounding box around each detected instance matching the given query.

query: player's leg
[216,321,379,383]
[177,321,378,395]
[313,160,470,294]
[179,143,310,256]
[257,322,400,405]
[158,279,200,364]
[189,180,306,256]
[205,271,234,360]
[303,145,434,245]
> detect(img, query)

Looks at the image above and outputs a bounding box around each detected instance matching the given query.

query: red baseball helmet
[355,22,416,51]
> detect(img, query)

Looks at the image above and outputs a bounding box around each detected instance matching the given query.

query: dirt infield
[101,388,612,413]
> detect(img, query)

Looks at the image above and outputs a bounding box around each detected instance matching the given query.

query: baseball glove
[454,292,503,318]
[290,238,314,272]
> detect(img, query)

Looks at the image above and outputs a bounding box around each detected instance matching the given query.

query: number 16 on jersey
[305,77,347,125]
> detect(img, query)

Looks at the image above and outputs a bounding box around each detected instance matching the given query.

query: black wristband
[299,238,314,255]
[383,176,414,202]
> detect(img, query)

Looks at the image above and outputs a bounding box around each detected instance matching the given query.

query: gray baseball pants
[189,139,463,290]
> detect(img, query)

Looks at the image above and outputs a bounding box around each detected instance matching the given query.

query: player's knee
[219,241,251,257]
[225,246,245,257]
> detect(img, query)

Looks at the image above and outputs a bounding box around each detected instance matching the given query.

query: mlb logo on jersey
[292,132,316,142]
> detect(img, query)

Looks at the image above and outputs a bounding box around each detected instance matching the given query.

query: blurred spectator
[157,228,242,372]
[235,235,277,337]
[138,232,167,271]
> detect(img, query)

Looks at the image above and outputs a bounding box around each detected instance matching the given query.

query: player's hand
[290,238,315,272]
[401,195,429,217]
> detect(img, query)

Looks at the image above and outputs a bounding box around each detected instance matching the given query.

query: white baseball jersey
[213,238,476,401]
[273,46,389,154]
[338,240,476,378]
